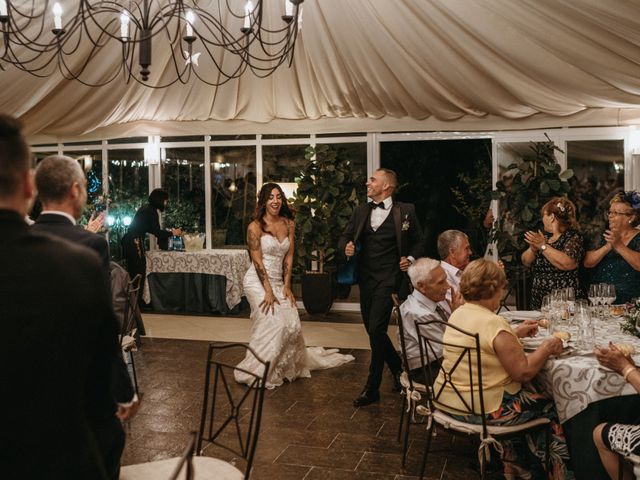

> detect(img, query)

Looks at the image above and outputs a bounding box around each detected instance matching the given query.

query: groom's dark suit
[339,200,423,393]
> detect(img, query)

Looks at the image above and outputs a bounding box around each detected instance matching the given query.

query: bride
[235,183,354,389]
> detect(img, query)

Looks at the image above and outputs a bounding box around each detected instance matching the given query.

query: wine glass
[588,284,601,321]
[575,299,594,351]
[565,287,575,320]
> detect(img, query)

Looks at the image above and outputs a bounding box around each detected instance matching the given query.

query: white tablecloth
[517,314,640,423]
[143,249,251,309]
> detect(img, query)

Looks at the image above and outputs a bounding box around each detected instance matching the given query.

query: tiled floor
[121,337,502,479]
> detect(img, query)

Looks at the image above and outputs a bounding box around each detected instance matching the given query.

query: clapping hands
[524,230,546,250]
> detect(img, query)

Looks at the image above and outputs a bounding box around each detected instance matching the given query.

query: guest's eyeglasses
[606,210,634,217]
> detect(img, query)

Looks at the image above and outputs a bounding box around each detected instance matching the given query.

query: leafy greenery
[491,134,574,268]
[164,200,202,232]
[292,144,366,274]
[620,299,640,338]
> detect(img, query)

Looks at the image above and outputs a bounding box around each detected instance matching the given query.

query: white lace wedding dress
[235,235,354,389]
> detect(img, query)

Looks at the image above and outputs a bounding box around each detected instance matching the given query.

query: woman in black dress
[122,189,182,302]
[521,197,584,310]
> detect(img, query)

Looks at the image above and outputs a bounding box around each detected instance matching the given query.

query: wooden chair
[121,343,269,480]
[391,293,427,469]
[414,319,551,480]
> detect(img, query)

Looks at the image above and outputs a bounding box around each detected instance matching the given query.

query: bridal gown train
[235,235,354,389]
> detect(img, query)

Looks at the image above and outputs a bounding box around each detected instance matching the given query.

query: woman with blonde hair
[584,191,640,304]
[522,196,584,310]
[434,259,573,479]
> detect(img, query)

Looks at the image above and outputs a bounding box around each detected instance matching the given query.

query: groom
[339,168,424,406]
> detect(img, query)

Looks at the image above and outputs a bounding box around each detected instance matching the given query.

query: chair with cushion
[122,431,196,480]
[121,343,270,480]
[391,293,427,468]
[414,319,551,480]
[120,273,142,395]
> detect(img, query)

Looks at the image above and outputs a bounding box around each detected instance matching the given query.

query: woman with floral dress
[522,197,584,310]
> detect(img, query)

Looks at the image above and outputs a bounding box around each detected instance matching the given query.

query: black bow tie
[370,202,385,210]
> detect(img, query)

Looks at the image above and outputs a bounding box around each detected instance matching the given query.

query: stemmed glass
[588,284,602,320]
[565,287,576,321]
[575,299,595,351]
[602,284,616,317]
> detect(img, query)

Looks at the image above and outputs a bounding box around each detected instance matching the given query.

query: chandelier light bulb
[52,3,63,31]
[243,1,253,30]
[0,1,7,17]
[185,10,195,38]
[120,11,130,40]
[285,0,293,17]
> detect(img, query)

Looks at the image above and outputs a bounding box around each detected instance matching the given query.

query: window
[108,149,148,259]
[210,146,257,246]
[161,147,206,234]
[567,140,624,247]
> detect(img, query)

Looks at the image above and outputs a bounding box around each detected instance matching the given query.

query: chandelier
[0,0,304,87]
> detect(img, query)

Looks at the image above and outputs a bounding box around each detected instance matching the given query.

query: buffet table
[506,311,640,480]
[143,249,251,314]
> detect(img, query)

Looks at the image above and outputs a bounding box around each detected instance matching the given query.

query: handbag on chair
[337,242,361,286]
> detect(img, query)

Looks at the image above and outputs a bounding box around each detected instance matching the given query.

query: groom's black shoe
[391,370,402,393]
[353,389,380,407]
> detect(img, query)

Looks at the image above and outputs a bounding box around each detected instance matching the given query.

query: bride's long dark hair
[254,183,295,234]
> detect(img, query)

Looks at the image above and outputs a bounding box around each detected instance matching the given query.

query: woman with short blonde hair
[435,259,574,478]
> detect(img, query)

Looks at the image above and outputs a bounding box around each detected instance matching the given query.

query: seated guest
[594,344,640,479]
[522,196,583,310]
[434,259,574,479]
[399,258,462,384]
[584,191,640,304]
[437,229,472,305]
[0,114,125,479]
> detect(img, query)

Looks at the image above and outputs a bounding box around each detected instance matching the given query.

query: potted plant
[292,144,365,314]
[491,134,574,308]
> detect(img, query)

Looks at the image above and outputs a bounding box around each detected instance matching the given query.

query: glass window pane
[65,150,104,225]
[263,144,308,183]
[161,148,206,234]
[108,149,148,260]
[210,134,255,141]
[161,136,204,142]
[567,140,624,247]
[108,137,148,144]
[210,146,256,246]
[382,139,492,258]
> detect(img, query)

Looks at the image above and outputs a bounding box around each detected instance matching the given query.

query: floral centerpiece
[620,298,640,339]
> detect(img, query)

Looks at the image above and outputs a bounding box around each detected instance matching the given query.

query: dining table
[502,309,640,480]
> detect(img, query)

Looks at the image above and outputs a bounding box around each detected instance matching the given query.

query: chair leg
[129,350,139,396]
[401,404,411,468]
[418,424,434,480]
[398,394,406,442]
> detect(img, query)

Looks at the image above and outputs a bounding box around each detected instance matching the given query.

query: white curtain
[3,0,640,140]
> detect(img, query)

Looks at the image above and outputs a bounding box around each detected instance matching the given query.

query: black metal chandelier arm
[0,0,304,87]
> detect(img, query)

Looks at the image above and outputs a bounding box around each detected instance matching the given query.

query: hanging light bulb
[228,181,237,193]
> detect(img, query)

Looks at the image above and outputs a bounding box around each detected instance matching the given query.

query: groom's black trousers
[359,280,402,391]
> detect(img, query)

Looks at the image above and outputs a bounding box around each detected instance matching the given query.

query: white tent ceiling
[2,0,640,141]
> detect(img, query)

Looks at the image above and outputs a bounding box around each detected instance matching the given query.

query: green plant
[620,299,640,338]
[164,200,202,232]
[292,144,366,274]
[491,134,574,268]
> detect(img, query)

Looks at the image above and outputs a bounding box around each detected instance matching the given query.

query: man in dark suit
[339,168,424,406]
[31,154,139,478]
[0,115,127,480]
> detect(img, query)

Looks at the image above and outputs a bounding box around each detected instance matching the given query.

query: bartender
[122,188,183,304]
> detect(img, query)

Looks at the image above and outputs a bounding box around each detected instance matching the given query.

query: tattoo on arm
[247,228,260,251]
[255,263,268,285]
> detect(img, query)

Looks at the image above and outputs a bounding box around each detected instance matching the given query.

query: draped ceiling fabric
[2,0,640,142]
